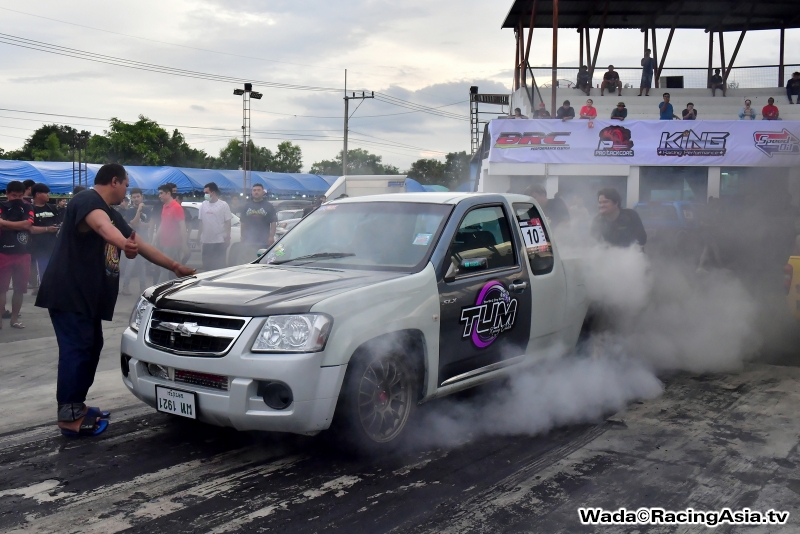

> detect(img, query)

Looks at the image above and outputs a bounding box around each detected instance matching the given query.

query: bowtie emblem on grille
[156,321,200,337]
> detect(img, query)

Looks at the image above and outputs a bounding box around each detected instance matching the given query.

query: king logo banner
[487,119,800,167]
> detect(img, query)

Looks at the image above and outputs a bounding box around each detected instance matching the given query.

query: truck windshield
[259,202,452,271]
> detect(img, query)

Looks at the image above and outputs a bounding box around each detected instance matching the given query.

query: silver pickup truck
[122,193,588,451]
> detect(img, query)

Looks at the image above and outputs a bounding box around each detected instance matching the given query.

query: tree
[1,124,80,161]
[406,158,446,186]
[310,148,400,176]
[268,141,303,173]
[31,132,70,162]
[213,139,274,171]
[84,116,211,167]
[443,151,472,189]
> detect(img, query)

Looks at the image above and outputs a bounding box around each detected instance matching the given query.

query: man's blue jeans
[50,310,104,422]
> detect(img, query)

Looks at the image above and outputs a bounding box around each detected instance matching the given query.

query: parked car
[181,201,241,264]
[275,209,305,239]
[123,193,589,452]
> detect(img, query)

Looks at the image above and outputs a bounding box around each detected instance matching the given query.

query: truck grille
[175,370,229,391]
[146,309,250,357]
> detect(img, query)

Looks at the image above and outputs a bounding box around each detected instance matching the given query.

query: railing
[528,64,800,90]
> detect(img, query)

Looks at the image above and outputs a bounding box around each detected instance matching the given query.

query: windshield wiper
[271,252,355,265]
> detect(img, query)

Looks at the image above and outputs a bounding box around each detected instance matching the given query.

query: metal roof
[502,1,800,31]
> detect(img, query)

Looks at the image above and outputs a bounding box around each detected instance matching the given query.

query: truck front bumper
[121,327,347,435]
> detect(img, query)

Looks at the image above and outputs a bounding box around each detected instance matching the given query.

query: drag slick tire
[331,348,419,455]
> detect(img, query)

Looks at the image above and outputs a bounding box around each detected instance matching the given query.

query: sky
[0,1,797,172]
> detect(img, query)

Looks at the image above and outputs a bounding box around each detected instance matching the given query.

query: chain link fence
[528,65,800,90]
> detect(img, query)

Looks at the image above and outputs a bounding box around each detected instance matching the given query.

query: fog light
[258,382,293,410]
[121,354,131,377]
[147,363,170,380]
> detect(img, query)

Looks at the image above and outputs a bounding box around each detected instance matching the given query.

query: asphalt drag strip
[1,363,799,533]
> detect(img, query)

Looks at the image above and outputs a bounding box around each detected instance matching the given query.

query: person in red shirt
[154,184,188,283]
[762,97,780,120]
[580,99,598,119]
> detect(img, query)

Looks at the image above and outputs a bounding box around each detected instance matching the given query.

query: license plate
[155,385,197,419]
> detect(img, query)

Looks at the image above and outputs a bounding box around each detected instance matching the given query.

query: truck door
[512,202,567,341]
[436,204,532,387]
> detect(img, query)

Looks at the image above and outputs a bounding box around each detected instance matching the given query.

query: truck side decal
[459,280,518,348]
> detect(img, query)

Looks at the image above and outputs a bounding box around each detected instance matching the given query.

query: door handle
[509,280,527,292]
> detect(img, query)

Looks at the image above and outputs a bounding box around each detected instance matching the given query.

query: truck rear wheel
[332,349,419,454]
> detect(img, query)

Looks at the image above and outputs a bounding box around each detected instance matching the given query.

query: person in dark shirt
[36,163,194,438]
[590,187,647,247]
[121,187,151,295]
[533,102,551,118]
[556,100,575,121]
[682,102,698,120]
[611,102,628,120]
[29,183,60,294]
[576,65,591,95]
[237,183,277,264]
[786,71,800,104]
[302,195,327,218]
[0,180,34,329]
[710,68,726,97]
[526,183,570,231]
[600,65,622,96]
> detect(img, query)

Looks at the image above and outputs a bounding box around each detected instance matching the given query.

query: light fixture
[250,91,263,100]
[233,88,245,95]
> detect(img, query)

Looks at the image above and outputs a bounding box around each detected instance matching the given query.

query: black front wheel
[332,350,419,454]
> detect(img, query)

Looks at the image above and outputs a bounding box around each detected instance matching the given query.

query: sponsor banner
[487,119,800,167]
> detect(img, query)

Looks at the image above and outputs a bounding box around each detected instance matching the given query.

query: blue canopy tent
[0,161,336,196]
[0,161,98,194]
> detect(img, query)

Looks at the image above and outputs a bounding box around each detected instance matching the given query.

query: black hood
[146,264,405,317]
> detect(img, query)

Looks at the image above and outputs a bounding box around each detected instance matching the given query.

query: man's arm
[269,222,276,244]
[224,219,231,244]
[0,219,33,231]
[632,213,647,246]
[136,237,195,276]
[30,225,58,235]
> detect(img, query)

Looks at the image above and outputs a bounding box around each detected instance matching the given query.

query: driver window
[447,205,516,278]
[513,202,554,275]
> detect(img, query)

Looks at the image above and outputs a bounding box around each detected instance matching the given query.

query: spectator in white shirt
[198,182,232,271]
[739,99,756,120]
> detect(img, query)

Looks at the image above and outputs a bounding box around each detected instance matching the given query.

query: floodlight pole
[234,83,262,195]
[342,69,374,177]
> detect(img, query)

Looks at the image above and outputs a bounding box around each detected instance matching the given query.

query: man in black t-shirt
[0,180,34,329]
[237,183,277,264]
[525,183,570,232]
[36,164,195,438]
[710,68,726,97]
[556,100,575,121]
[590,187,647,247]
[29,183,60,292]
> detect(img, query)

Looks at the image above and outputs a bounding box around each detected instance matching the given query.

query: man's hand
[124,231,138,259]
[172,264,196,277]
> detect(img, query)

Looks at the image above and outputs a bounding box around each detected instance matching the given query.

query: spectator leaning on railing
[610,102,627,120]
[533,102,551,118]
[579,99,597,119]
[682,103,698,120]
[658,93,680,120]
[739,99,756,120]
[762,97,780,120]
[786,72,800,104]
[556,100,575,121]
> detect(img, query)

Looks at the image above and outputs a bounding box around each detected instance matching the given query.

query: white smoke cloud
[408,242,764,448]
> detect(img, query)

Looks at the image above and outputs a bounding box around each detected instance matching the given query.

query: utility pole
[342,69,374,176]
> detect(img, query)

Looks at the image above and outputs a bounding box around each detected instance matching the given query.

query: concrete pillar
[708,166,721,199]
[546,175,559,198]
[626,166,640,208]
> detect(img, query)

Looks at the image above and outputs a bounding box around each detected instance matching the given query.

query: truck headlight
[129,297,149,332]
[252,314,332,353]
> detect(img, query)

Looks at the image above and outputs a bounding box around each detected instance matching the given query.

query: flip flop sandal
[60,415,109,438]
[88,407,111,419]
[11,323,24,329]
